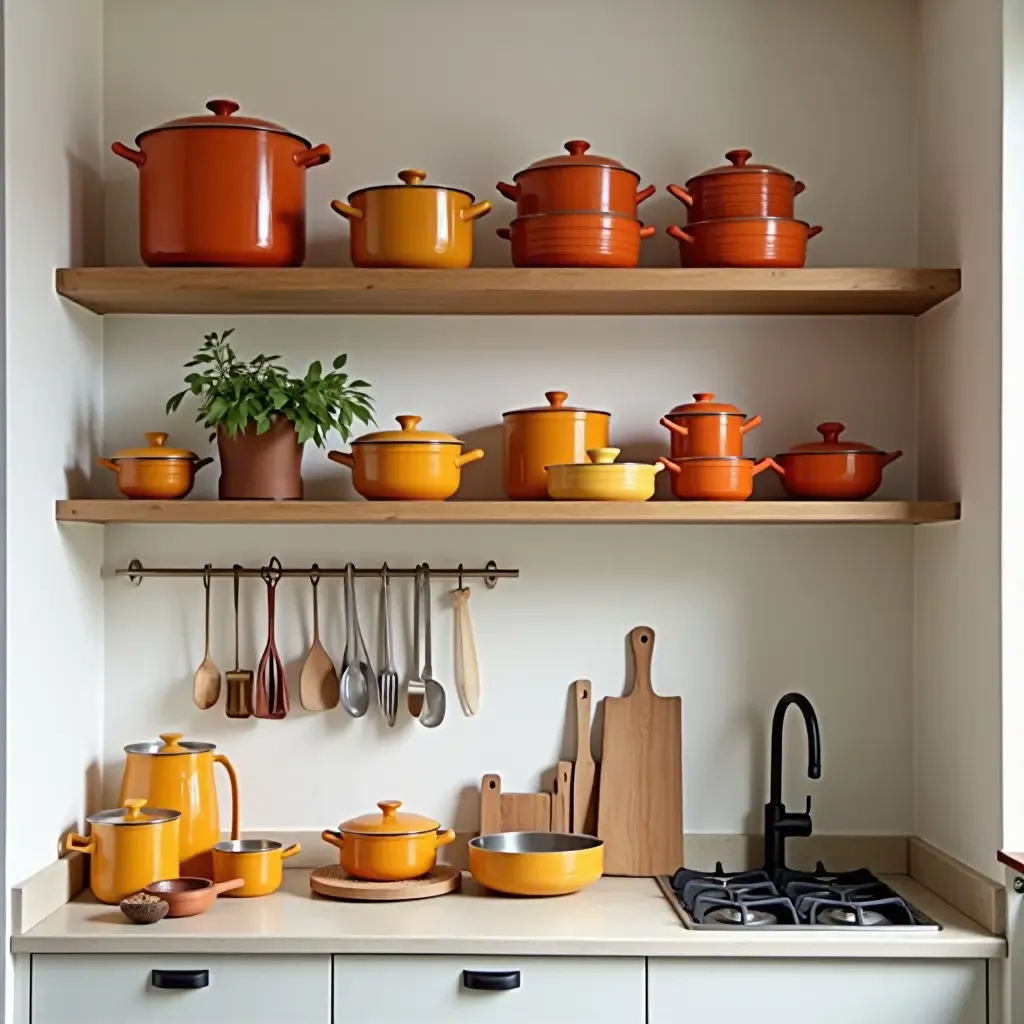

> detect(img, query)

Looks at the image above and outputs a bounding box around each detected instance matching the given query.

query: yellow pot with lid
[328,416,484,500]
[546,447,664,501]
[320,800,456,881]
[64,799,181,904]
[96,432,213,500]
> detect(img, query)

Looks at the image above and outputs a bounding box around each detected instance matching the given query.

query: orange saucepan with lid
[97,432,213,500]
[660,393,762,458]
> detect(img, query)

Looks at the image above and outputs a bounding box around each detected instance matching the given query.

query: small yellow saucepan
[469,832,604,896]
[212,839,301,897]
[546,447,664,501]
[321,800,455,881]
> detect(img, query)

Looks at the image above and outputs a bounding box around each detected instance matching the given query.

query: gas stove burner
[705,905,778,927]
[817,906,888,927]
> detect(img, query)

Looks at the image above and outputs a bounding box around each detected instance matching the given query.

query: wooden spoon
[193,564,222,710]
[299,566,339,711]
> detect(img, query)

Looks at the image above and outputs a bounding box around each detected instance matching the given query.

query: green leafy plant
[166,329,374,446]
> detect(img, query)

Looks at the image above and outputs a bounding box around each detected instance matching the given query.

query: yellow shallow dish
[546,447,663,501]
[468,832,604,896]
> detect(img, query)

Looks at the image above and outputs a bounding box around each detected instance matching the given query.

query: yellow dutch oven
[212,839,301,897]
[331,169,492,269]
[328,416,484,501]
[546,447,664,501]
[321,800,455,881]
[64,799,181,904]
[469,832,604,896]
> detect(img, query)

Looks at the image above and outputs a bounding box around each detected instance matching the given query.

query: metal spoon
[406,564,426,719]
[339,563,369,717]
[378,565,399,727]
[419,565,446,728]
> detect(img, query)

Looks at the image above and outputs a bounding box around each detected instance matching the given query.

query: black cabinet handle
[151,969,209,990]
[462,969,521,991]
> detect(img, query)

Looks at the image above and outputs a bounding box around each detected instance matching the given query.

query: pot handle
[213,754,240,841]
[657,456,682,475]
[111,141,146,168]
[740,414,763,435]
[96,457,121,474]
[454,449,485,469]
[639,225,656,239]
[294,143,332,169]
[752,457,784,478]
[636,184,657,205]
[321,830,345,852]
[808,225,824,240]
[794,181,807,196]
[327,451,355,471]
[667,224,694,244]
[461,200,493,222]
[666,184,694,207]
[434,828,456,849]
[496,227,511,241]
[64,832,95,856]
[496,181,518,201]
[210,878,245,897]
[194,456,214,472]
[281,842,302,860]
[330,200,363,222]
[659,416,688,439]
[880,450,904,469]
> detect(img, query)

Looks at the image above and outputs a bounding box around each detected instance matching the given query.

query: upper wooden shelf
[55,267,961,317]
[56,500,959,526]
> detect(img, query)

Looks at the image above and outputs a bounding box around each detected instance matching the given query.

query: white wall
[100,0,923,837]
[915,0,1004,880]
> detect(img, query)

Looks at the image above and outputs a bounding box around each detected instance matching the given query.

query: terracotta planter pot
[217,417,303,500]
[497,214,654,268]
[667,218,822,269]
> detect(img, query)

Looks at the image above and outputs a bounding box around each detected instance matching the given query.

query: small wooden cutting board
[572,680,598,834]
[480,773,553,834]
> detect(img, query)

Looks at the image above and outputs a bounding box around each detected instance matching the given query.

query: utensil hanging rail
[116,558,517,589]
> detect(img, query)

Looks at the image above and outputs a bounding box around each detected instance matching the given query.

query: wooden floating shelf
[55,267,961,317]
[55,500,960,526]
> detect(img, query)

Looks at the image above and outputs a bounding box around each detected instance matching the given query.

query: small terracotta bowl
[144,877,244,917]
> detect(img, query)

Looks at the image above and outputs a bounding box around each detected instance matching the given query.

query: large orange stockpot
[503,391,610,499]
[497,140,656,217]
[97,432,213,500]
[667,149,806,221]
[330,169,491,268]
[497,215,654,268]
[667,219,822,269]
[658,455,781,501]
[112,99,331,267]
[775,422,903,500]
[660,393,762,459]
[328,416,484,501]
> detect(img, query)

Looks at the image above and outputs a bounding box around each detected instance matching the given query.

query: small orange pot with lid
[667,149,806,221]
[503,391,610,499]
[321,800,456,881]
[330,169,491,268]
[660,393,762,458]
[659,455,782,501]
[328,416,484,501]
[775,422,903,500]
[497,140,656,217]
[97,433,213,500]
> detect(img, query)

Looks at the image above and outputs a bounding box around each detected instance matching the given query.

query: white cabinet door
[32,953,331,1024]
[333,954,644,1024]
[648,959,987,1024]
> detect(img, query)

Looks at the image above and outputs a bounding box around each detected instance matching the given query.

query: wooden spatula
[572,680,598,834]
[193,565,221,710]
[299,568,339,711]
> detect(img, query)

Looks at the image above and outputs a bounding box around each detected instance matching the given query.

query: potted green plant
[166,329,374,500]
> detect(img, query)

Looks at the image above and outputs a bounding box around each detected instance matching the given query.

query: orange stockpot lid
[353,415,462,446]
[780,422,885,456]
[686,149,797,184]
[109,433,200,461]
[340,800,439,836]
[667,393,746,418]
[503,391,610,418]
[515,141,640,180]
[136,99,312,147]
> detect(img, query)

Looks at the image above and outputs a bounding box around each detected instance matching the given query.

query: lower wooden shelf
[55,499,960,525]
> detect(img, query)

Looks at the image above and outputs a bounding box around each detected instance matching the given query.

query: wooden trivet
[309,863,461,902]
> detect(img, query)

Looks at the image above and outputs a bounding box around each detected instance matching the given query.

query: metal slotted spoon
[377,564,399,727]
[406,564,426,720]
[418,564,447,729]
[339,563,369,717]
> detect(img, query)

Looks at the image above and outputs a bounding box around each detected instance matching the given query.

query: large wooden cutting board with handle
[597,626,682,875]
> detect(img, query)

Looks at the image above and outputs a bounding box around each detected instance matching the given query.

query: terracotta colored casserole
[144,876,244,917]
[97,433,213,500]
[321,800,456,882]
[667,218,822,269]
[328,415,484,501]
[667,149,806,221]
[658,455,782,501]
[503,391,610,499]
[113,99,331,267]
[330,169,491,269]
[775,422,903,500]
[498,214,654,268]
[497,140,656,218]
[660,393,762,459]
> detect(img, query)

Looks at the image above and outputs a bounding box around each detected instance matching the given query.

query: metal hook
[262,555,283,588]
[484,559,499,590]
[381,561,389,582]
[310,562,321,588]
[203,563,212,591]
[458,563,464,590]
[127,558,144,588]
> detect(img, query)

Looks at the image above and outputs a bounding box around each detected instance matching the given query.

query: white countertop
[12,872,1005,959]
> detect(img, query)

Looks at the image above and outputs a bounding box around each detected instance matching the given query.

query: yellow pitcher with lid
[119,733,239,878]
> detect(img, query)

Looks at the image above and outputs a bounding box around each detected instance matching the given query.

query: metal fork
[378,564,399,726]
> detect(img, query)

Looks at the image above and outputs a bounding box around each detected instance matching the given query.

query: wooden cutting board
[572,679,598,834]
[310,864,461,901]
[550,761,572,833]
[597,626,682,875]
[479,773,552,834]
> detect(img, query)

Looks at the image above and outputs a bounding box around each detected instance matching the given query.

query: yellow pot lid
[87,798,181,826]
[548,448,662,471]
[109,432,199,461]
[123,732,217,755]
[340,800,440,836]
[353,415,462,446]
[502,390,609,417]
[349,169,474,202]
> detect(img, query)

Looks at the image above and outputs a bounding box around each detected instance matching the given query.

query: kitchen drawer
[32,953,330,1024]
[333,954,644,1024]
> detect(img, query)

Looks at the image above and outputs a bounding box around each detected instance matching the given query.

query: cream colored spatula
[300,567,340,711]
[452,584,480,716]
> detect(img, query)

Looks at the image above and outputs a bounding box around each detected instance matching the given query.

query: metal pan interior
[213,839,282,854]
[469,832,603,854]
